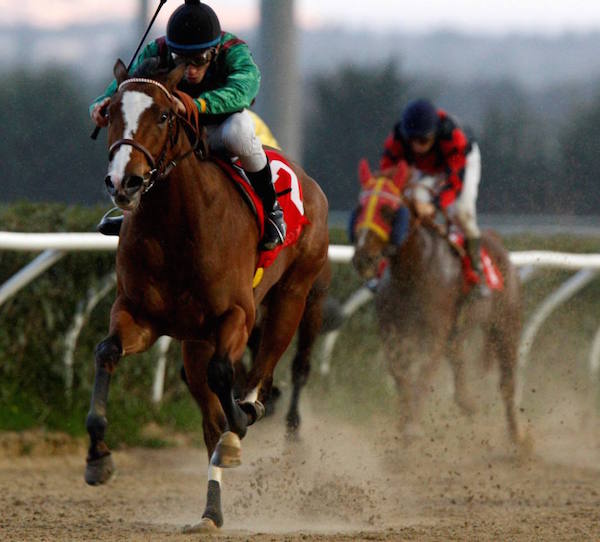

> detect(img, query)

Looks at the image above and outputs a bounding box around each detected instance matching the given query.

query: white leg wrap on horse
[208,464,222,484]
[242,386,260,405]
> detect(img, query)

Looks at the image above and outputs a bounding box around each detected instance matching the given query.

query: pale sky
[2,0,600,34]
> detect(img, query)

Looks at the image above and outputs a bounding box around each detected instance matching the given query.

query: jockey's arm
[414,200,436,218]
[379,124,405,170]
[89,41,161,123]
[435,132,469,209]
[193,37,260,121]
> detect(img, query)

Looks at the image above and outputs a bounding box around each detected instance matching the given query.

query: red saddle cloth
[214,149,309,270]
[448,232,504,292]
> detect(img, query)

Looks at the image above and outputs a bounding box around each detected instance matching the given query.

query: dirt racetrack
[2,381,600,542]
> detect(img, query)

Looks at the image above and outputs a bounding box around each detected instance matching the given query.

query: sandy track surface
[1,393,600,542]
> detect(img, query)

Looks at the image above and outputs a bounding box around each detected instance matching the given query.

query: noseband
[108,77,197,193]
[356,177,404,242]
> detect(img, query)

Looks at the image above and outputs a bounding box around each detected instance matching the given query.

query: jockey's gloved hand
[174,97,186,115]
[91,98,110,128]
[414,201,435,218]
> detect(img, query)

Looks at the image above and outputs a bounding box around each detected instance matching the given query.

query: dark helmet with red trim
[400,99,439,139]
[166,0,221,54]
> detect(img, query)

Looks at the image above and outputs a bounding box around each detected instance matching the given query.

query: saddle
[215,150,309,273]
[174,91,309,274]
[403,203,503,292]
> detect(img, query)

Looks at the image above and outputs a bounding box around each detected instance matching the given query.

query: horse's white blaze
[208,464,222,484]
[108,91,154,187]
[356,229,368,251]
[242,386,260,405]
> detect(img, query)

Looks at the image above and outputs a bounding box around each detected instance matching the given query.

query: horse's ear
[166,64,186,91]
[392,160,410,190]
[358,158,372,187]
[114,59,128,85]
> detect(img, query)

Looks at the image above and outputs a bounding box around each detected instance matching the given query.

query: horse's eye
[159,112,169,124]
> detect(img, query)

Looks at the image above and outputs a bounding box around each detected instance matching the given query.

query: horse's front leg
[85,300,158,485]
[207,305,253,468]
[180,340,228,532]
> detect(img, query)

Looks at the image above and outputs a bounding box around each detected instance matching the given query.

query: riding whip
[91,0,169,140]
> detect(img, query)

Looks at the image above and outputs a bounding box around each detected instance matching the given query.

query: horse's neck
[132,139,258,262]
[390,224,456,279]
[135,122,222,224]
[135,158,218,231]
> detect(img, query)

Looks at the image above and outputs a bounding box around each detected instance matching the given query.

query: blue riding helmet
[400,99,439,139]
[166,0,221,53]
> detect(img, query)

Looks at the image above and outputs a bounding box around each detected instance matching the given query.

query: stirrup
[476,281,492,298]
[470,274,491,299]
[97,207,123,236]
[260,203,286,251]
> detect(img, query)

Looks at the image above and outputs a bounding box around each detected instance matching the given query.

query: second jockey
[90,0,286,250]
[380,98,490,297]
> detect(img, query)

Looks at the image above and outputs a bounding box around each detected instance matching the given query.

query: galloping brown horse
[351,160,525,447]
[84,60,329,531]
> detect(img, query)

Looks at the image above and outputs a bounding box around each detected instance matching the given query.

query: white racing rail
[1,232,599,404]
[324,247,600,406]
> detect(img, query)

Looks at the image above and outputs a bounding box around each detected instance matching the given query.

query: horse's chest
[119,239,200,311]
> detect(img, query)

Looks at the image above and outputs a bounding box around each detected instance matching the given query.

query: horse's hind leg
[243,281,313,422]
[85,301,158,485]
[286,269,329,435]
[182,341,228,532]
[489,326,522,445]
[446,328,477,416]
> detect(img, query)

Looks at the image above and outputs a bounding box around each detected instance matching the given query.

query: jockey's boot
[247,162,286,251]
[97,208,123,236]
[465,237,491,298]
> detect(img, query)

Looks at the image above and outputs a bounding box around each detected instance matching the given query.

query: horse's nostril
[124,175,144,195]
[115,194,130,206]
[352,254,365,272]
[104,175,116,196]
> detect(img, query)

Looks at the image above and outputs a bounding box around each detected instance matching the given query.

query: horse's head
[104,59,187,211]
[351,159,409,279]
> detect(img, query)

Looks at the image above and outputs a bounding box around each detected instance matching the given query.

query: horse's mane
[132,58,171,80]
[130,58,206,156]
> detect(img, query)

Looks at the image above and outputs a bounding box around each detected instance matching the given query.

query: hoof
[85,454,115,485]
[210,431,241,468]
[182,517,219,533]
[456,397,477,416]
[238,400,265,426]
[512,430,534,459]
[286,411,300,434]
[402,422,425,442]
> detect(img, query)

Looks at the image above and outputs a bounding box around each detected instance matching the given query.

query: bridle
[356,177,404,242]
[108,77,202,194]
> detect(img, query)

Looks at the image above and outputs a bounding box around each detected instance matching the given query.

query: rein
[108,78,205,194]
[401,191,467,258]
[357,175,457,253]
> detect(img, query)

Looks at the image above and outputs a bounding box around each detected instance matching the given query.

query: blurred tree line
[1,64,598,214]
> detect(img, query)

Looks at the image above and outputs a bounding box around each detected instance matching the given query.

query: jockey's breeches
[206,110,268,172]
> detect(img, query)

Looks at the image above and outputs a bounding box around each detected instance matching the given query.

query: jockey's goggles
[172,48,216,67]
[408,133,435,146]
